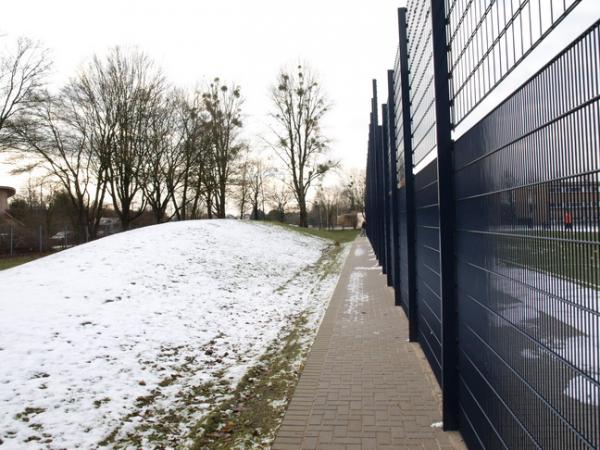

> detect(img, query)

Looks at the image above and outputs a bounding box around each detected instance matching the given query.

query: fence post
[9,225,14,256]
[371,80,382,262]
[386,69,401,296]
[430,0,459,431]
[39,225,43,253]
[397,7,418,342]
[381,103,392,286]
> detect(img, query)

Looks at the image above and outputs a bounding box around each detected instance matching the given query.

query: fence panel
[381,104,392,283]
[445,0,582,126]
[406,0,437,166]
[0,224,76,258]
[364,2,599,448]
[414,159,443,384]
[454,21,600,449]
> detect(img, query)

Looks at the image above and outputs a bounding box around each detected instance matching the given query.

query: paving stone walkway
[272,238,466,450]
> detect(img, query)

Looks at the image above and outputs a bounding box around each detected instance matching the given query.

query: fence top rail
[456,18,600,143]
[445,0,583,127]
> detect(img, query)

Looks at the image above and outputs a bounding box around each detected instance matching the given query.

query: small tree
[315,186,340,230]
[269,65,335,227]
[268,178,292,223]
[233,147,251,219]
[342,169,365,215]
[247,158,271,220]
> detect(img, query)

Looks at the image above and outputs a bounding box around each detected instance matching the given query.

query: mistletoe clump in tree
[269,65,335,227]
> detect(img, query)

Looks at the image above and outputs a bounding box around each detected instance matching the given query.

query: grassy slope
[86,221,351,448]
[190,237,348,449]
[0,254,46,271]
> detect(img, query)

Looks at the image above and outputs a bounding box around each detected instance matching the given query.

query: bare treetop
[0,37,51,147]
[269,64,336,227]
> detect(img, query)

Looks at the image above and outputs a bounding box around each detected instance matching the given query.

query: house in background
[98,217,121,237]
[0,186,16,214]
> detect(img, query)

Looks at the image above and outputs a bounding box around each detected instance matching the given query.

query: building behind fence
[365,2,599,449]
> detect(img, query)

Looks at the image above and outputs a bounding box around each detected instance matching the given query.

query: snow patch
[0,220,340,448]
[493,265,599,406]
[345,270,368,321]
[564,375,599,406]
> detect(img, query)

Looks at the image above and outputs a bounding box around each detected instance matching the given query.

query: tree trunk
[217,189,226,218]
[120,203,131,230]
[206,192,213,219]
[252,191,259,220]
[153,208,163,224]
[77,213,88,245]
[299,197,308,228]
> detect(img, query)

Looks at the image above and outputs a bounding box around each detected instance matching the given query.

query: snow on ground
[344,245,380,322]
[0,220,343,448]
[345,271,368,322]
[493,265,599,406]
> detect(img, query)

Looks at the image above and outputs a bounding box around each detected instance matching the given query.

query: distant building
[549,179,599,226]
[508,179,599,227]
[98,217,121,236]
[0,186,16,214]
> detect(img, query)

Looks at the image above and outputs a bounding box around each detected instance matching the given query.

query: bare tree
[170,89,212,220]
[315,186,340,230]
[343,169,365,216]
[76,48,166,230]
[141,93,181,224]
[202,78,243,218]
[233,147,251,219]
[268,178,292,222]
[0,37,51,147]
[269,65,335,227]
[247,157,271,220]
[10,93,108,242]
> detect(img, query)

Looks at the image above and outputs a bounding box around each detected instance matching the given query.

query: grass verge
[190,312,310,449]
[266,221,359,244]
[0,254,46,271]
[190,242,347,449]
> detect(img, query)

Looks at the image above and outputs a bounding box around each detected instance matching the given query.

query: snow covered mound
[0,220,338,448]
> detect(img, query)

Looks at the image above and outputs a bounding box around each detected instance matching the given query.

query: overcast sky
[0,0,405,190]
[1,0,599,190]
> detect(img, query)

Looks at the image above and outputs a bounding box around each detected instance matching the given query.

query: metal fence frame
[365,2,599,448]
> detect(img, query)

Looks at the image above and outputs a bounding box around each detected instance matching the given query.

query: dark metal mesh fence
[407,0,437,166]
[454,22,600,448]
[414,159,443,384]
[364,1,598,448]
[446,0,582,125]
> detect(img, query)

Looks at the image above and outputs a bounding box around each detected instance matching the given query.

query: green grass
[498,230,599,289]
[0,254,46,271]
[266,221,359,244]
